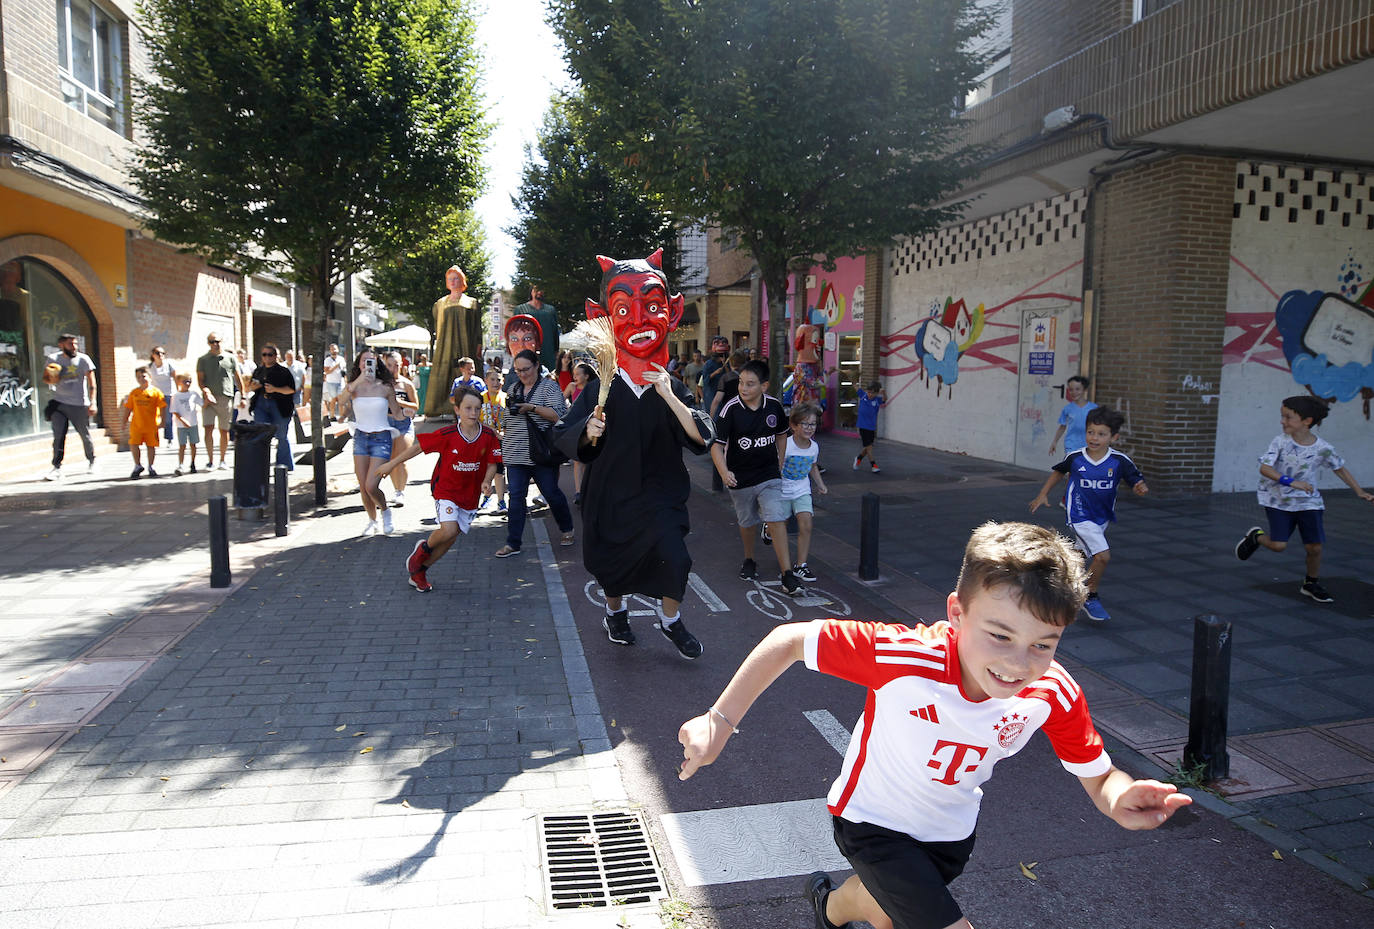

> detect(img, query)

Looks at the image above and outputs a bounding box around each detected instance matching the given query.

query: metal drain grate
[538,810,667,910]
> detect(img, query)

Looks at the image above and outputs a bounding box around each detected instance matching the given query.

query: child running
[777,402,828,582]
[377,386,501,593]
[711,358,802,595]
[169,374,203,475]
[1028,407,1147,622]
[853,381,886,473]
[1048,374,1097,457]
[1235,395,1373,603]
[677,521,1191,929]
[121,365,166,478]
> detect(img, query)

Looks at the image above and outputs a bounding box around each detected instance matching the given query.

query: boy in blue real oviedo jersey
[1028,407,1148,622]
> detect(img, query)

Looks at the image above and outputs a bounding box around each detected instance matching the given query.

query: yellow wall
[0,186,127,300]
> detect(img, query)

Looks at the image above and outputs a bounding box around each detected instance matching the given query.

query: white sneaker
[217,460,230,471]
[361,519,380,537]
[393,490,406,507]
[381,510,394,535]
[43,467,61,481]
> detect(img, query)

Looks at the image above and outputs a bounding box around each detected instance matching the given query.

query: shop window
[835,335,862,431]
[0,259,100,440]
[56,0,127,134]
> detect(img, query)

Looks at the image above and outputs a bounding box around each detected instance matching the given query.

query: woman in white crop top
[340,349,403,536]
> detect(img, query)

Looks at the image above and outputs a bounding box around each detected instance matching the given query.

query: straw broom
[568,317,617,446]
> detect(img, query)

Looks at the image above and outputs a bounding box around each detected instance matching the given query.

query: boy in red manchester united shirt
[677,521,1192,929]
[378,387,500,592]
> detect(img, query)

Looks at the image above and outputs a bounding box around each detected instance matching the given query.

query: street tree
[550,0,993,365]
[508,95,681,334]
[363,209,495,335]
[132,0,487,462]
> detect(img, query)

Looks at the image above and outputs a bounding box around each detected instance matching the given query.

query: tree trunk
[759,260,790,389]
[308,255,334,485]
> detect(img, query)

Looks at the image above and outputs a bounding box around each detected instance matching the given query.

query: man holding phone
[249,342,298,471]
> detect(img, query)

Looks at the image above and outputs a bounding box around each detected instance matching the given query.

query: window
[56,0,126,134]
[1133,0,1182,21]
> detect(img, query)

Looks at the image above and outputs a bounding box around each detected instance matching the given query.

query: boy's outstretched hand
[1108,778,1193,830]
[677,712,730,781]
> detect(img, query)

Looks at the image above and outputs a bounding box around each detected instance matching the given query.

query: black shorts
[832,816,975,929]
[859,428,876,447]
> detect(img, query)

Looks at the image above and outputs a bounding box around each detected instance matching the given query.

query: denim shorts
[353,429,393,459]
[177,426,199,446]
[388,415,414,438]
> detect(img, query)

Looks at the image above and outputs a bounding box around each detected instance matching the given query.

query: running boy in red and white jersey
[378,387,500,593]
[677,521,1191,929]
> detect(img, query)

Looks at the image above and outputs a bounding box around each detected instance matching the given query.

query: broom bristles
[571,317,617,409]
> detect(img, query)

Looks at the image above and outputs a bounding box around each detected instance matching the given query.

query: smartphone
[364,357,376,377]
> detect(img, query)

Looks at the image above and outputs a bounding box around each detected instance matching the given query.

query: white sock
[659,612,680,628]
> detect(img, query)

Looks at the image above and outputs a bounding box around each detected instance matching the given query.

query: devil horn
[646,248,664,270]
[596,255,616,273]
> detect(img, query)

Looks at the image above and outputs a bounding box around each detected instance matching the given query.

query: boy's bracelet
[709,706,740,734]
[1279,475,1293,486]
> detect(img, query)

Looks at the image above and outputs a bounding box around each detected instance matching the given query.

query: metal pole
[274,464,289,536]
[1183,613,1232,781]
[313,445,327,506]
[858,492,880,580]
[209,495,231,587]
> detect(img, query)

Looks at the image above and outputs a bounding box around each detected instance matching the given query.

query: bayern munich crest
[993,712,1026,749]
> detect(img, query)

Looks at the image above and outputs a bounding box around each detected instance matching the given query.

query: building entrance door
[1012,304,1077,468]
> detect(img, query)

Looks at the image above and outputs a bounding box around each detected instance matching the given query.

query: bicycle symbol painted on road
[582,572,850,624]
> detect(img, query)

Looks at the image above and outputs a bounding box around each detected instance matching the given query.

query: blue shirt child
[856,388,885,431]
[1052,447,1144,526]
[1058,400,1099,452]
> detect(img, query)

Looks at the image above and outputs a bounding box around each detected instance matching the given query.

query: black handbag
[524,412,566,467]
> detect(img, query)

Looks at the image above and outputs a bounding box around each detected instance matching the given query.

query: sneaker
[760,523,773,545]
[361,519,380,537]
[656,617,703,660]
[603,610,635,646]
[497,499,507,512]
[381,509,394,535]
[781,569,803,596]
[1082,593,1110,622]
[794,562,819,583]
[852,456,861,471]
[392,490,406,507]
[218,460,230,471]
[408,568,433,592]
[86,460,97,474]
[148,468,159,478]
[870,463,881,474]
[1301,579,1334,603]
[479,494,491,509]
[189,464,197,474]
[1235,526,1264,561]
[43,467,61,481]
[738,558,758,580]
[130,466,144,479]
[407,540,431,575]
[174,467,184,476]
[806,871,848,929]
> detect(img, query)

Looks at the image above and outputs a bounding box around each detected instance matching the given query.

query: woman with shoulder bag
[495,349,575,557]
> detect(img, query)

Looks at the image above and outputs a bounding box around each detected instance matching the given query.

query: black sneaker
[1235,526,1264,561]
[805,871,849,929]
[794,562,819,582]
[781,569,803,596]
[1301,579,1334,603]
[656,618,702,660]
[760,524,773,545]
[603,610,635,645]
[738,558,758,580]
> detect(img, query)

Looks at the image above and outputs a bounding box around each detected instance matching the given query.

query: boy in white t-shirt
[169,374,204,475]
[677,521,1191,929]
[776,402,828,583]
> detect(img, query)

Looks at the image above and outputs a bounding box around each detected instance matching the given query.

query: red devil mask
[504,314,543,359]
[585,248,684,385]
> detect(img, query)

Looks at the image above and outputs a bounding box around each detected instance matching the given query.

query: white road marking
[804,709,852,756]
[687,571,730,613]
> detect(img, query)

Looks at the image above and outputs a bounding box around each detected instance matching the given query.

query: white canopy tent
[363,324,431,350]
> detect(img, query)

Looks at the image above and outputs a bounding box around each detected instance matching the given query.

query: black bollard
[209,495,231,588]
[274,464,289,536]
[858,492,880,580]
[313,445,327,506]
[1183,613,1232,781]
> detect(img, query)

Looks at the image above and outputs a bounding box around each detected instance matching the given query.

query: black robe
[553,373,714,601]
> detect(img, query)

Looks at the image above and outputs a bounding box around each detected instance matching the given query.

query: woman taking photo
[341,348,403,537]
[384,351,420,507]
[495,349,575,557]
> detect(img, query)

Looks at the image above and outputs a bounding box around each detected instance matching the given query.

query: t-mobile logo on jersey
[926,739,989,785]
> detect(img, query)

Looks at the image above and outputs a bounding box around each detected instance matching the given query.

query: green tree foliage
[508,95,681,333]
[549,0,993,365]
[363,209,494,335]
[132,0,487,447]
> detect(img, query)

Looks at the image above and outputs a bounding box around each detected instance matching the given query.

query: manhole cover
[539,810,667,911]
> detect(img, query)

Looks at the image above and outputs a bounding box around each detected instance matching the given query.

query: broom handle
[590,404,604,446]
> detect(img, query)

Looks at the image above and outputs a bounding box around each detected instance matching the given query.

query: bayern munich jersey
[1052,447,1144,525]
[804,619,1111,842]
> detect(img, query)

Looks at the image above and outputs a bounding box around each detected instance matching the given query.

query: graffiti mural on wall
[1227,250,1374,417]
[879,261,1083,400]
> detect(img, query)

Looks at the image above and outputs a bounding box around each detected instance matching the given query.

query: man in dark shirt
[710,358,801,594]
[248,342,297,471]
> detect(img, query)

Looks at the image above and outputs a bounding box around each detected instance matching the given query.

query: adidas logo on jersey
[909,704,940,723]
